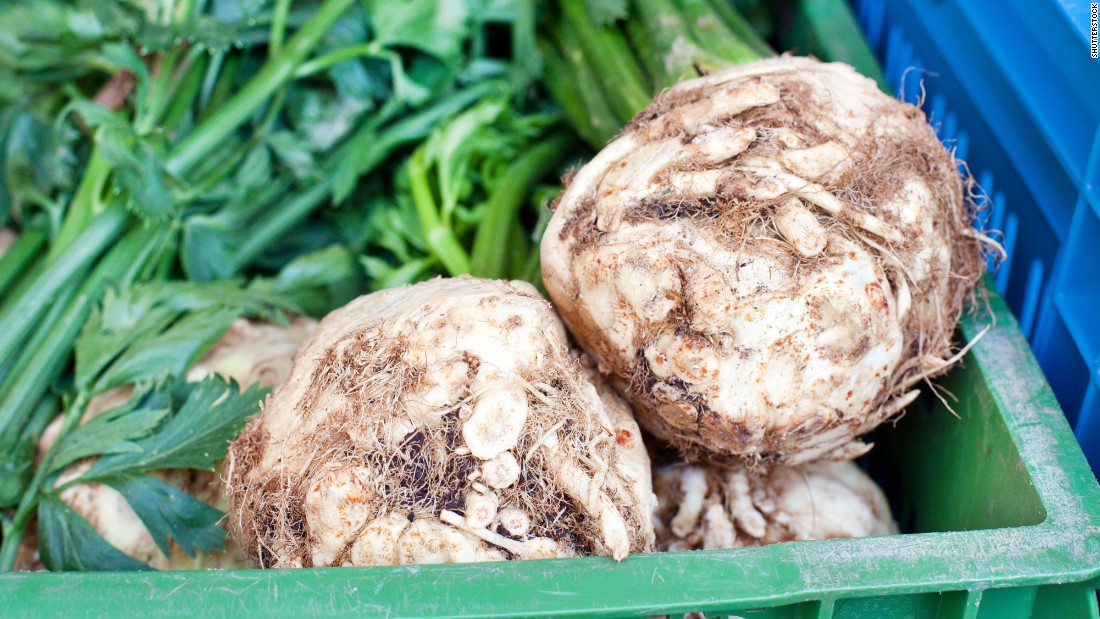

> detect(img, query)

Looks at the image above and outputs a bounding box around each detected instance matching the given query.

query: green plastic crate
[2,288,1098,618]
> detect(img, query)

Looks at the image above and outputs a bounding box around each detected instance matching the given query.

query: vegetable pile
[0,0,989,575]
[0,0,560,570]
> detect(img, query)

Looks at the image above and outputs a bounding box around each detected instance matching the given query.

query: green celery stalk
[0,227,46,299]
[623,10,667,88]
[408,150,471,276]
[167,0,356,177]
[628,0,700,88]
[547,0,776,147]
[0,226,171,569]
[549,24,622,148]
[677,0,768,66]
[700,0,774,58]
[159,49,209,131]
[0,205,129,370]
[48,149,113,260]
[232,83,497,275]
[198,51,234,117]
[0,280,81,436]
[269,0,293,54]
[0,224,172,435]
[539,32,616,148]
[233,181,332,272]
[559,0,652,124]
[469,132,576,279]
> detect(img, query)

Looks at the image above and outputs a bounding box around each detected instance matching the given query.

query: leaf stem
[136,46,186,136]
[701,0,774,58]
[678,0,766,65]
[269,0,293,54]
[408,152,470,276]
[558,0,651,124]
[0,205,129,372]
[469,132,576,278]
[0,227,46,300]
[0,392,89,571]
[547,24,621,148]
[167,0,356,176]
[232,181,330,270]
[293,42,382,78]
[49,148,113,259]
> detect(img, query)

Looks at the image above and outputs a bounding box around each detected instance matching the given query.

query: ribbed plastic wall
[853,0,1100,473]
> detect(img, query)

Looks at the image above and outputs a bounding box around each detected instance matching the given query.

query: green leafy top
[584,0,627,26]
[41,376,267,570]
[22,278,289,570]
[361,93,572,288]
[87,377,265,478]
[0,0,574,573]
[75,280,289,394]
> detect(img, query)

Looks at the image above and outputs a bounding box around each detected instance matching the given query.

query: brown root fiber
[541,56,988,464]
[227,276,656,568]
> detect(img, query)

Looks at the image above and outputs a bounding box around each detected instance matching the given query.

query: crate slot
[1017,259,1045,340]
[883,26,908,92]
[1031,299,1091,428]
[1076,380,1099,471]
[974,169,994,232]
[927,93,945,128]
[1054,201,1100,367]
[954,131,970,166]
[680,601,830,618]
[862,0,1079,241]
[995,212,1017,294]
[958,0,1098,184]
[858,0,885,48]
[833,593,948,618]
[1088,128,1100,222]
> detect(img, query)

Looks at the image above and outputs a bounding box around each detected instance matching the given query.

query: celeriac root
[226,276,656,568]
[541,57,987,463]
[653,459,897,551]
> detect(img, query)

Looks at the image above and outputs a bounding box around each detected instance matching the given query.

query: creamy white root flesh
[227,276,656,568]
[654,459,897,551]
[542,57,984,462]
[32,318,317,571]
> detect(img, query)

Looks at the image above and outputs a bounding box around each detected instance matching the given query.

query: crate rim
[2,290,1098,618]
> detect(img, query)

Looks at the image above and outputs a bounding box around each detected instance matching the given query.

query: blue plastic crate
[852,0,1100,474]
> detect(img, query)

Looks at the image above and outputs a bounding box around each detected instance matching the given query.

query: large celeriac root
[226,276,656,568]
[541,57,986,463]
[653,459,896,551]
[27,318,316,571]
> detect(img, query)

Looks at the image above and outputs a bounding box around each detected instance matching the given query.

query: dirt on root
[228,312,645,567]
